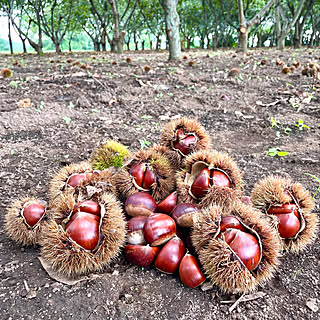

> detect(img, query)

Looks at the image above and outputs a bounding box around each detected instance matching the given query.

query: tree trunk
[22,39,27,53]
[278,35,286,50]
[160,0,181,60]
[142,40,145,51]
[149,40,153,50]
[239,28,248,52]
[94,40,100,51]
[156,34,161,50]
[237,0,248,53]
[274,0,281,46]
[277,0,306,49]
[133,31,138,50]
[294,22,301,48]
[54,41,62,53]
[187,38,191,49]
[8,17,13,54]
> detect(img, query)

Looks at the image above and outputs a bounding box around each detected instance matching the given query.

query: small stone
[201,282,214,291]
[112,270,119,276]
[306,299,318,312]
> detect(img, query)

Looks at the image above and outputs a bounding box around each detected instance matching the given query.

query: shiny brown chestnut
[129,163,155,190]
[154,236,185,274]
[191,168,231,199]
[222,229,260,271]
[66,173,89,188]
[73,200,100,216]
[179,254,206,288]
[267,203,300,238]
[125,244,160,267]
[22,202,46,227]
[127,216,148,245]
[220,215,245,233]
[171,203,200,228]
[143,213,176,246]
[173,129,197,155]
[125,192,157,217]
[157,191,177,214]
[65,212,100,250]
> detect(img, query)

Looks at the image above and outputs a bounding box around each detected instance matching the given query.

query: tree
[276,0,306,49]
[160,0,181,60]
[39,0,74,53]
[1,0,44,54]
[108,0,138,53]
[138,0,165,50]
[237,0,275,53]
[0,0,15,54]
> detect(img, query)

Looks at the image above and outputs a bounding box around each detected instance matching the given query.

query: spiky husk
[75,169,118,199]
[50,169,118,222]
[40,192,126,277]
[159,117,211,170]
[90,140,131,170]
[49,161,92,205]
[176,150,244,209]
[250,175,318,253]
[116,147,175,201]
[191,202,281,294]
[5,197,47,246]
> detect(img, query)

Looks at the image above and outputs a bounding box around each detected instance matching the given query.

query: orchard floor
[0,48,319,320]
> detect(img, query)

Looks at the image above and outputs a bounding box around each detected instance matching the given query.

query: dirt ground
[0,48,319,320]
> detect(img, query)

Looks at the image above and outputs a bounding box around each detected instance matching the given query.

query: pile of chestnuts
[5,117,318,294]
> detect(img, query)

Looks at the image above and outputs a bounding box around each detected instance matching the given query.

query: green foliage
[139,138,151,149]
[63,116,72,125]
[304,173,320,199]
[265,147,289,157]
[295,119,310,131]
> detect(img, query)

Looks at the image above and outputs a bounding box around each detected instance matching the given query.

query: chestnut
[65,212,100,251]
[222,229,260,271]
[190,168,210,198]
[191,168,231,199]
[129,163,155,190]
[267,203,300,238]
[143,213,176,246]
[154,236,185,274]
[22,202,46,227]
[66,173,87,188]
[171,203,200,228]
[73,200,100,216]
[219,215,245,233]
[179,254,205,288]
[157,191,177,214]
[173,129,197,155]
[125,192,157,217]
[127,216,148,245]
[125,244,160,267]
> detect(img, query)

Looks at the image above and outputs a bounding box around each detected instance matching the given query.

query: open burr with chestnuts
[48,161,94,205]
[5,197,48,246]
[192,202,281,294]
[116,147,175,202]
[159,117,212,170]
[40,191,126,276]
[176,150,244,209]
[250,175,318,253]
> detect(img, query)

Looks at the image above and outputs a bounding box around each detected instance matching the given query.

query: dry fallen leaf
[18,98,32,108]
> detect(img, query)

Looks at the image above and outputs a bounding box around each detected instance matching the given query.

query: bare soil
[0,48,319,320]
